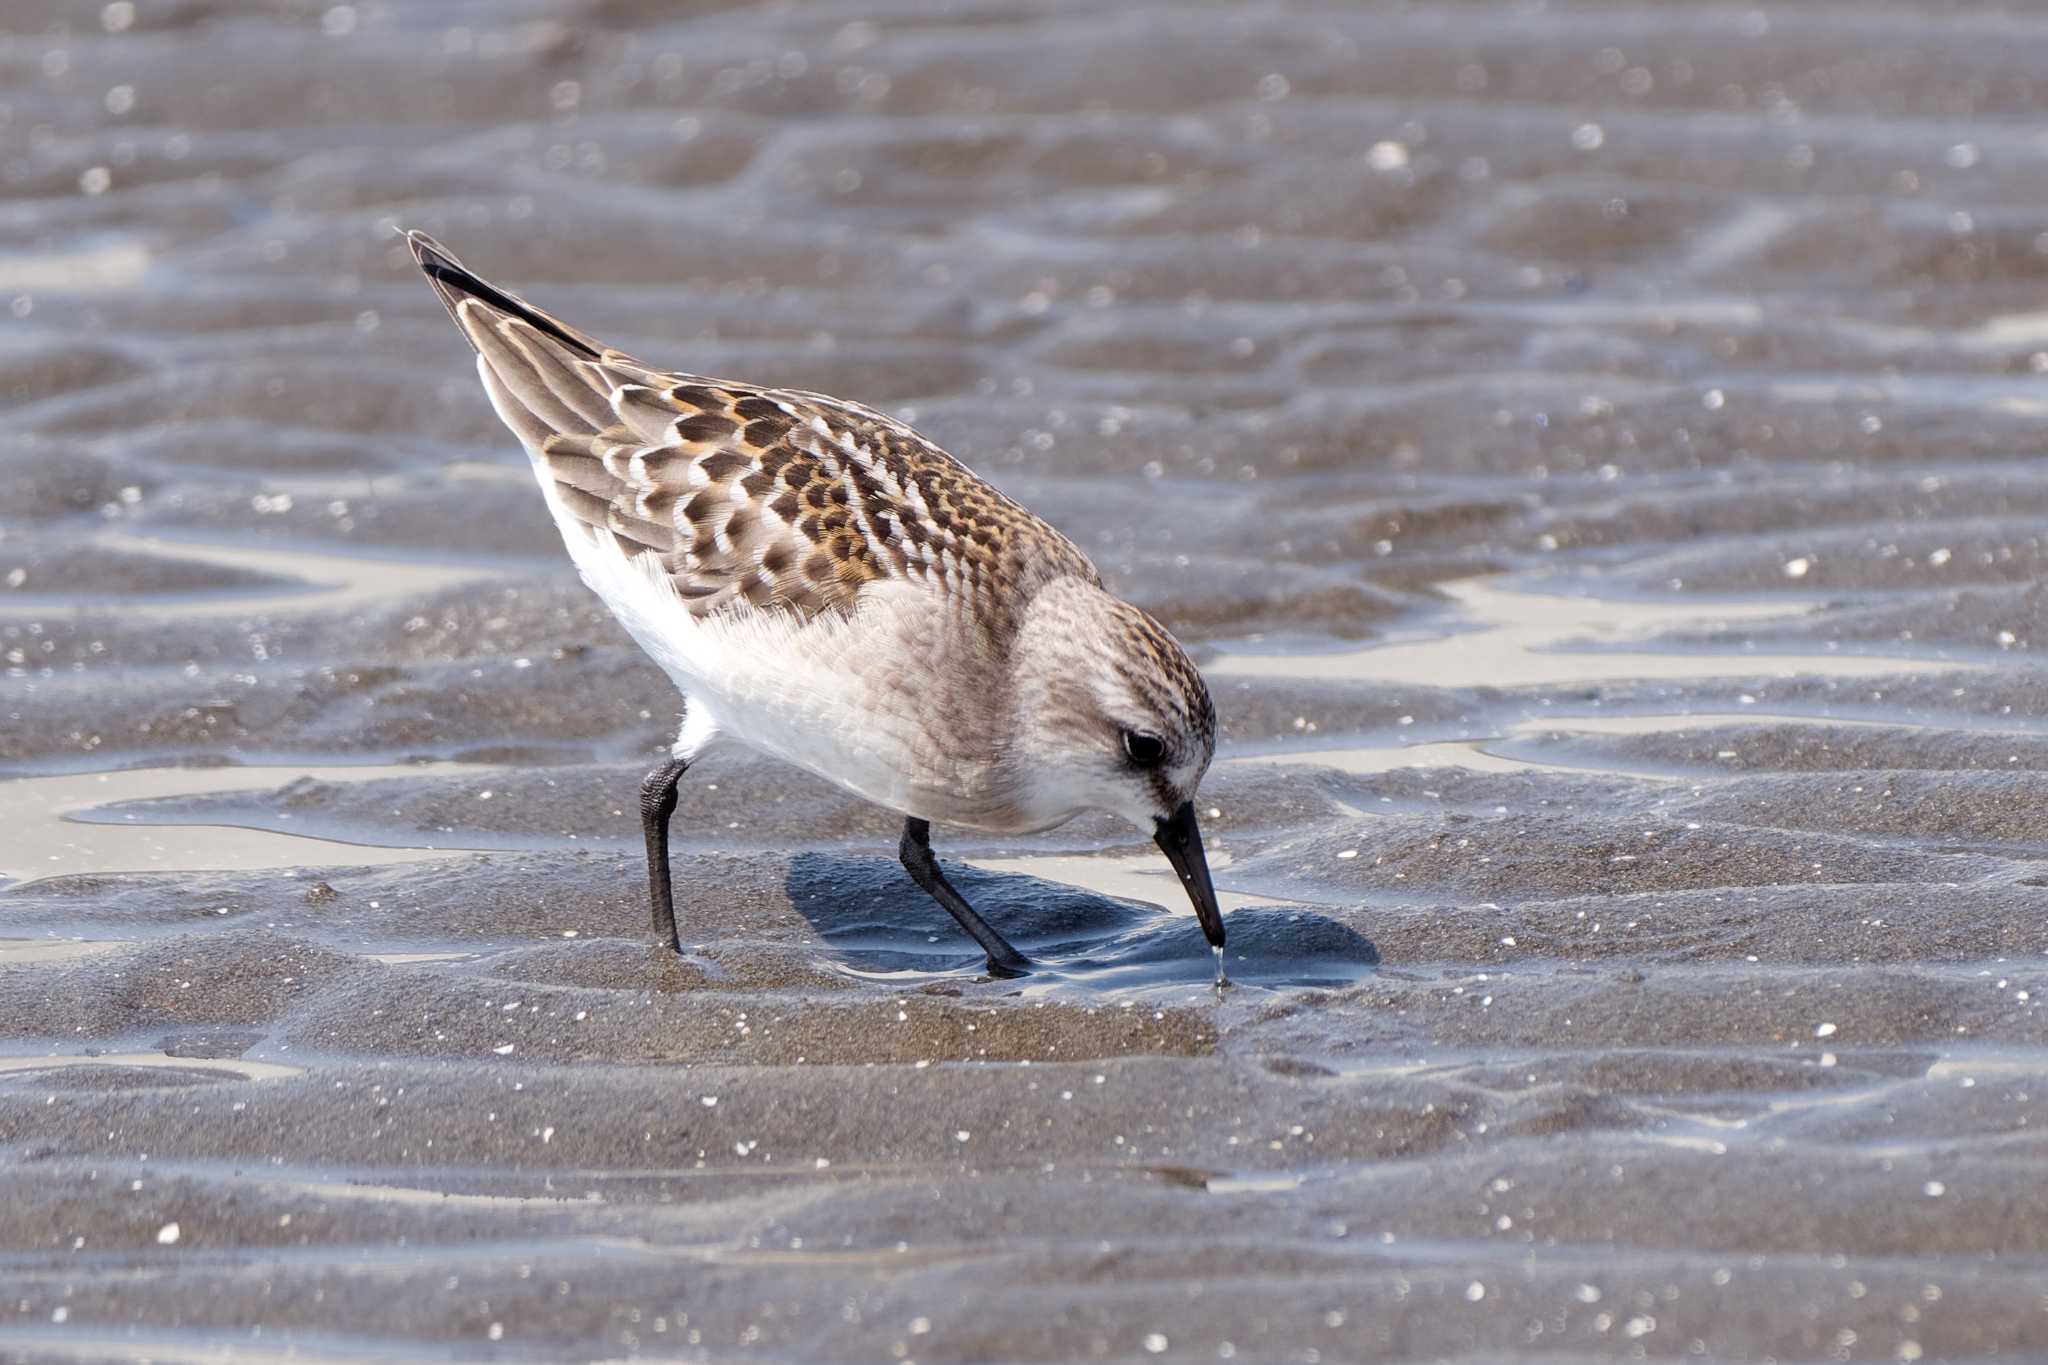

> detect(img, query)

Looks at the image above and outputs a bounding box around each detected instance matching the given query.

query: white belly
[549,503,1015,825]
[488,351,1023,829]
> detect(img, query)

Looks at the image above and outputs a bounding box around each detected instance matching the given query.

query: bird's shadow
[785,851,1379,991]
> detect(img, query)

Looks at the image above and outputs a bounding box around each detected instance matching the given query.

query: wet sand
[6,1,2048,1360]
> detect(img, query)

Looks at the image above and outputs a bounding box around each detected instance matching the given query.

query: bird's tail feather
[401,229,606,361]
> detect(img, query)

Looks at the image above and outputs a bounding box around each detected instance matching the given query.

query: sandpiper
[406,231,1224,977]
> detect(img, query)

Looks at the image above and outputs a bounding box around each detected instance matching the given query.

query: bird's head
[1006,577,1223,946]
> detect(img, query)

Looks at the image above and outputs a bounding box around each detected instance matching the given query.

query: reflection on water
[1232,706,2037,783]
[1236,737,1544,779]
[964,849,1289,918]
[0,239,150,292]
[0,1051,305,1083]
[11,533,503,620]
[0,937,127,965]
[1209,577,1977,686]
[0,762,495,885]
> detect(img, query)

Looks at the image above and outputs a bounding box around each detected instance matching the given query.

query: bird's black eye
[1121,730,1167,767]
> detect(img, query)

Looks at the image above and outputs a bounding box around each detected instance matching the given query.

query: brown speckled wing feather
[407,231,1098,625]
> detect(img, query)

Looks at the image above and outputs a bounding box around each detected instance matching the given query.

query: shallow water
[0,761,497,880]
[6,1,2048,1361]
[1210,575,1983,685]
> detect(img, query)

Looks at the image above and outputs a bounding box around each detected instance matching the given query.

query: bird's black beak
[1154,801,1225,948]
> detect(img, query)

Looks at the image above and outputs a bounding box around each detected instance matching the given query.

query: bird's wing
[406,231,1098,624]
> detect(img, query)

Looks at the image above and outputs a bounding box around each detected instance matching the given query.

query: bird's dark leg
[640,756,690,953]
[899,817,1030,978]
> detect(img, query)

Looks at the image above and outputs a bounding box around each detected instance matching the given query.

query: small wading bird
[407,232,1224,977]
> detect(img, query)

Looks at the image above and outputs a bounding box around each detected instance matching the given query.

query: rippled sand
[4,2,2048,1360]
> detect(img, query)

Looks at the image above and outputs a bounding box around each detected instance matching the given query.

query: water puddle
[1508,710,1898,739]
[2,533,500,620]
[1237,704,2039,785]
[1233,738,1545,779]
[0,762,495,885]
[1204,1171,1309,1194]
[0,1332,382,1365]
[0,1051,305,1083]
[1209,576,1975,686]
[0,937,128,965]
[1925,1052,2048,1082]
[445,459,536,486]
[270,1176,602,1209]
[1637,1132,1736,1155]
[1958,309,2048,352]
[0,238,149,292]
